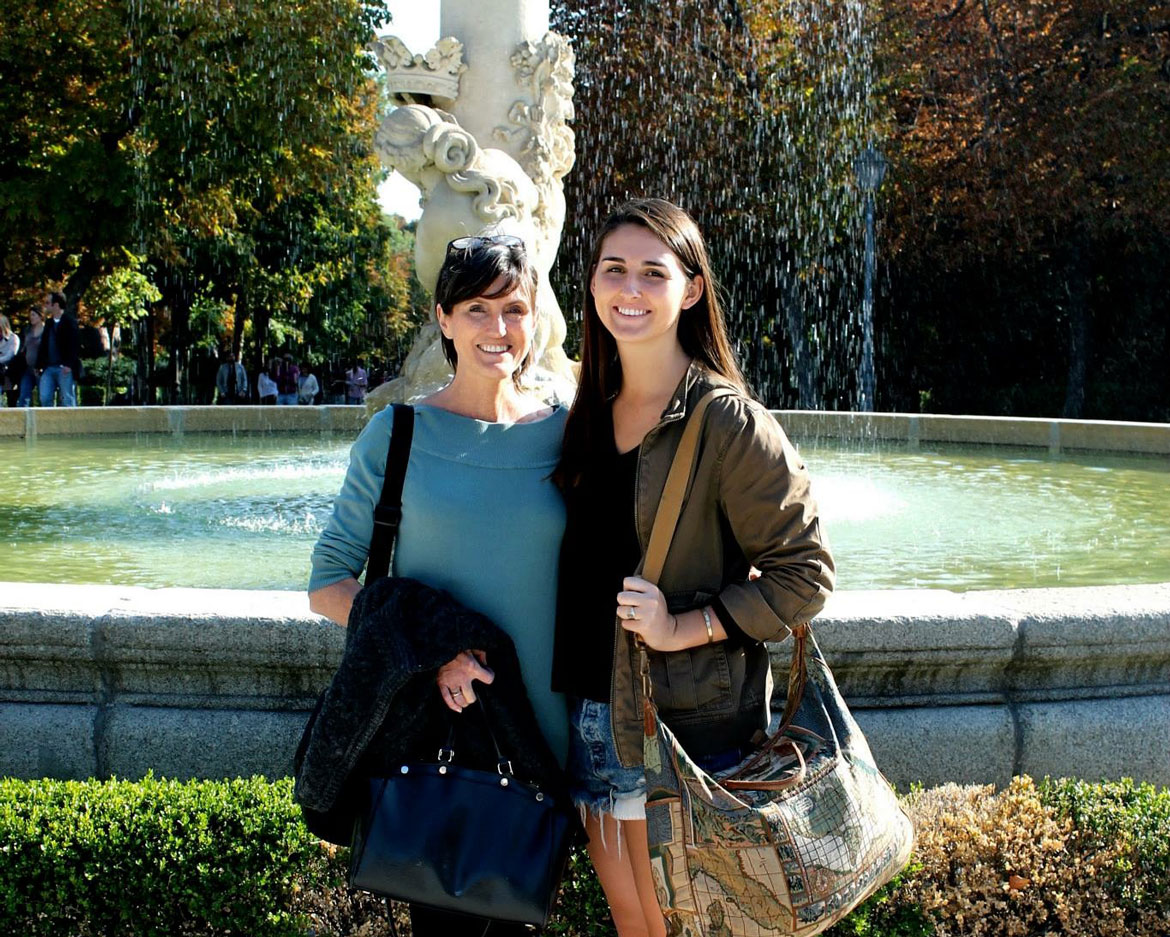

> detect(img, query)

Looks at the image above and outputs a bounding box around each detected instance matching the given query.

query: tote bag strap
[635,388,728,729]
[639,388,732,586]
[636,388,813,750]
[365,403,414,584]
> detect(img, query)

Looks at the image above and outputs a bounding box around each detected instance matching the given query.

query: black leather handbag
[348,698,576,928]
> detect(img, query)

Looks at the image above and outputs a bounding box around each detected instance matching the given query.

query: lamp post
[854,145,886,412]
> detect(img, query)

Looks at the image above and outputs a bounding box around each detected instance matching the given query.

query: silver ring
[452,688,464,697]
[626,607,636,620]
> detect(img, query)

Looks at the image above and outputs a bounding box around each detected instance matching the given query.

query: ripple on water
[2,435,1167,591]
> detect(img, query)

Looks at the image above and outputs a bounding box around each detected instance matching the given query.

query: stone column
[440,0,551,166]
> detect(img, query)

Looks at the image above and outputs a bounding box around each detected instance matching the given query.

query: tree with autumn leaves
[557,0,1169,419]
[0,0,422,402]
[878,0,1170,419]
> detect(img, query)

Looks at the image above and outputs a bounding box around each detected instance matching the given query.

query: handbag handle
[437,686,519,779]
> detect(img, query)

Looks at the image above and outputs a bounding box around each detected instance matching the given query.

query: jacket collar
[660,360,733,423]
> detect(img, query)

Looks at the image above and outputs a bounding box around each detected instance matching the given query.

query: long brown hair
[556,198,746,489]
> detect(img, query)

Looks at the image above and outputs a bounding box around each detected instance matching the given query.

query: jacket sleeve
[712,397,835,642]
[62,317,81,370]
[308,407,395,592]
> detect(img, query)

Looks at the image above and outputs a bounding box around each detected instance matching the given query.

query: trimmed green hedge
[0,774,332,936]
[1040,777,1170,920]
[2,774,1168,936]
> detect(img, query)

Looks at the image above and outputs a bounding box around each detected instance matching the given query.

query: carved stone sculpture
[367,4,576,409]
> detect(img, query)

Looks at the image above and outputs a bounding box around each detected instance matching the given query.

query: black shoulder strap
[365,403,414,584]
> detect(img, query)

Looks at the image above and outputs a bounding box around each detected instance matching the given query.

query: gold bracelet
[701,607,714,644]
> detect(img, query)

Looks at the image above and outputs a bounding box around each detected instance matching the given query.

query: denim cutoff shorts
[566,697,646,822]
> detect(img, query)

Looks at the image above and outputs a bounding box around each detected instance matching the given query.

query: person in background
[257,358,278,405]
[297,363,320,405]
[276,354,299,405]
[344,359,368,405]
[16,307,44,407]
[0,315,19,406]
[215,350,248,405]
[36,291,80,407]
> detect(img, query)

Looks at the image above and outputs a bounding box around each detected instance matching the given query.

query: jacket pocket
[648,642,735,718]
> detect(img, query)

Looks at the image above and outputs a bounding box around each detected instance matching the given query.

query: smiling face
[437,276,535,384]
[589,224,703,353]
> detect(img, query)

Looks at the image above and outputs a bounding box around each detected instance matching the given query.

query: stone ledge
[3,405,1167,453]
[0,405,367,438]
[776,410,1170,455]
[1,580,1168,785]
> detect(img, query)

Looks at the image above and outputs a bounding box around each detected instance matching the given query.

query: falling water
[124,1,878,408]
[552,0,877,409]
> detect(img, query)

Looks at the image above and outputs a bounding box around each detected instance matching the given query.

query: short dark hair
[434,239,539,385]
[47,291,66,309]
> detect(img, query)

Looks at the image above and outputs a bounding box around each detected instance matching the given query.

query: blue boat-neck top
[309,404,569,765]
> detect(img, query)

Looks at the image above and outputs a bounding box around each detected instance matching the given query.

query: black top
[553,424,642,702]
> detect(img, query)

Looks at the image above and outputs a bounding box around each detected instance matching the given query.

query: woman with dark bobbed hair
[554,199,836,937]
[307,234,569,936]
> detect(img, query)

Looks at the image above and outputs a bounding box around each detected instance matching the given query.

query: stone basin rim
[2,579,1167,789]
[1,404,1168,455]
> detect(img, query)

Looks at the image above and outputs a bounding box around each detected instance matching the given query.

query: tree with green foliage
[1,0,419,403]
[86,249,161,403]
[0,0,135,310]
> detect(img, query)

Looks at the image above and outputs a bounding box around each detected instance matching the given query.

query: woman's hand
[436,649,495,713]
[616,577,680,651]
[618,577,730,651]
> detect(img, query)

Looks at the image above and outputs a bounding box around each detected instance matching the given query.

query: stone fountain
[2,4,1168,796]
[367,0,577,407]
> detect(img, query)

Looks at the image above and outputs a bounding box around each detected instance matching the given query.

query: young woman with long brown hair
[553,198,836,936]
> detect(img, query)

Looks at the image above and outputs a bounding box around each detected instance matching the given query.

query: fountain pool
[2,430,1167,591]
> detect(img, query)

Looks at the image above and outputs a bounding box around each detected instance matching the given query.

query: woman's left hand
[616,577,679,651]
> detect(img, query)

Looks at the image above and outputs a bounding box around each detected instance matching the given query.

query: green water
[1,433,1167,592]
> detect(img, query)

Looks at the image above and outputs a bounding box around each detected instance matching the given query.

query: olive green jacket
[611,363,836,766]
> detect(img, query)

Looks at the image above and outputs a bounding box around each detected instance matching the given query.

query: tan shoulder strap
[640,389,732,585]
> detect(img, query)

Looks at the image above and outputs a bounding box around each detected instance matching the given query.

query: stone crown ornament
[370,36,466,109]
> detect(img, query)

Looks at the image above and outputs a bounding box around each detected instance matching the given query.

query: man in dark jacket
[36,291,80,407]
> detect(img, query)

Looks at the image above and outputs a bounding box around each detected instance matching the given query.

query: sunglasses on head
[446,234,526,256]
